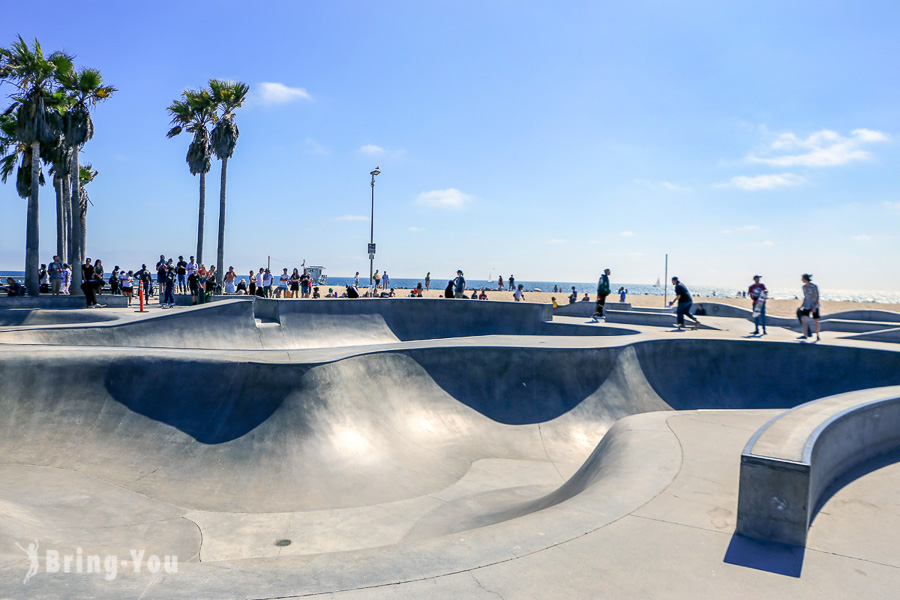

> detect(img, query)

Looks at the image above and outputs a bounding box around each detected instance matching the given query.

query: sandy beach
[408,288,899,318]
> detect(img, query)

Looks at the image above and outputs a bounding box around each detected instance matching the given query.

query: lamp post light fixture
[369,166,380,293]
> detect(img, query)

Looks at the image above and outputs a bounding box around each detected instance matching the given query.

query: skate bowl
[0,308,118,326]
[0,298,636,350]
[2,302,900,598]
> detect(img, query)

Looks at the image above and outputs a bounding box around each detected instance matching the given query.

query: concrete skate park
[1,297,900,599]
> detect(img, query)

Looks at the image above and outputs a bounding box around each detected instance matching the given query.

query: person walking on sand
[749,274,768,335]
[592,268,611,322]
[798,274,821,341]
[425,272,431,291]
[668,276,702,330]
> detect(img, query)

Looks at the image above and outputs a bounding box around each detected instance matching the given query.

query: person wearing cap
[668,276,702,330]
[799,274,821,341]
[453,270,467,298]
[749,275,768,335]
[592,268,612,322]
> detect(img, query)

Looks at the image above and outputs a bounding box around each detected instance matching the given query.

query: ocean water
[3,270,898,304]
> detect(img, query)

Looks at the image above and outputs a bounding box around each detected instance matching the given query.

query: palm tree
[57,67,115,294]
[209,79,249,288]
[0,36,73,295]
[167,89,215,265]
[44,134,71,261]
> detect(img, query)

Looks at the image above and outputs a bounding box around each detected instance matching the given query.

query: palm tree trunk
[196,171,206,265]
[79,191,87,259]
[64,177,72,266]
[216,156,228,288]
[70,150,83,296]
[56,177,66,262]
[25,141,41,296]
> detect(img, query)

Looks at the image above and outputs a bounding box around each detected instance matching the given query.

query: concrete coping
[736,385,900,546]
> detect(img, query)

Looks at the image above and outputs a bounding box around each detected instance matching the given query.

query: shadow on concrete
[811,449,900,525]
[103,359,301,444]
[723,534,805,578]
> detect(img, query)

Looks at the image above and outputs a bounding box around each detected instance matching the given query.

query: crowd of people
[9,256,825,339]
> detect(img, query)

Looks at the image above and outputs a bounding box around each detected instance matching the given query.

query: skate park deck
[1,298,900,599]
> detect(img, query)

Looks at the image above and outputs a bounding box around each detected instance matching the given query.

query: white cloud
[634,179,689,192]
[360,144,385,156]
[415,188,473,210]
[729,173,805,190]
[335,215,368,222]
[619,231,635,237]
[545,238,568,244]
[851,234,872,242]
[256,82,312,105]
[408,226,425,232]
[748,129,889,168]
[304,138,329,156]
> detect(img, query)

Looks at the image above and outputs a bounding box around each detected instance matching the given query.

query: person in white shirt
[263,269,274,297]
[278,268,290,298]
[256,269,265,297]
[120,270,134,306]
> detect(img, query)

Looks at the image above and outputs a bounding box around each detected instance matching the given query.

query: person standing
[749,275,768,336]
[120,270,134,306]
[592,268,611,322]
[497,275,503,291]
[263,269,274,298]
[799,274,821,341]
[300,269,312,298]
[354,271,360,287]
[508,275,515,291]
[176,256,188,294]
[373,269,381,291]
[382,271,390,290]
[453,270,467,298]
[668,276,702,330]
[48,255,64,295]
[569,286,577,304]
[619,287,627,302]
[289,268,300,298]
[425,272,431,291]
[224,266,237,294]
[163,265,177,307]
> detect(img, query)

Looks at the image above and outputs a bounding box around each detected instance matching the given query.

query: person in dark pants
[668,276,701,329]
[81,274,103,308]
[592,268,611,322]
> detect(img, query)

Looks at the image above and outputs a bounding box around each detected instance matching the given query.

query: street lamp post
[369,167,380,294]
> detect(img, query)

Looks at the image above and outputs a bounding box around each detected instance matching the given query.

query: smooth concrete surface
[0,294,128,309]
[1,300,900,598]
[552,301,630,317]
[737,386,900,546]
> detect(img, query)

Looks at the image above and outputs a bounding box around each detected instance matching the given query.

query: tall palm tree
[0,36,73,295]
[209,79,249,288]
[167,89,215,265]
[44,133,71,261]
[57,67,115,294]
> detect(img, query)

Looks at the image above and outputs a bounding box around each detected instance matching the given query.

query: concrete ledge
[842,327,900,344]
[0,295,128,309]
[736,385,900,546]
[552,302,631,317]
[818,318,900,333]
[604,309,715,329]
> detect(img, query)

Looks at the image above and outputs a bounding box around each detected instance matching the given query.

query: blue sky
[2,0,899,291]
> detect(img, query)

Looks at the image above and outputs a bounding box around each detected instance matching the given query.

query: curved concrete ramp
[1,341,899,564]
[0,298,631,350]
[0,308,118,326]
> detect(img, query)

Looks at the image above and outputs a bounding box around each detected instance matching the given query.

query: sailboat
[653,277,660,287]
